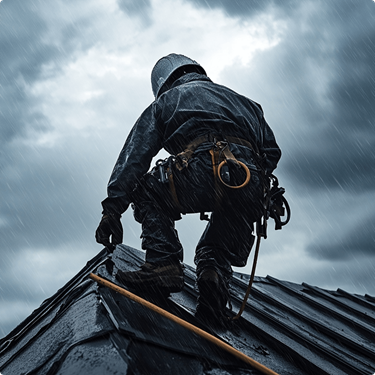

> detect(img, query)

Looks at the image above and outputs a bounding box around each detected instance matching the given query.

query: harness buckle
[155,158,170,184]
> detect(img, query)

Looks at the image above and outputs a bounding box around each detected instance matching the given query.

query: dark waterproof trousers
[132,146,264,280]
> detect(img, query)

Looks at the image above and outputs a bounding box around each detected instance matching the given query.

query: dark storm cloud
[185,0,297,18]
[276,2,375,262]
[0,0,57,145]
[282,3,375,263]
[284,127,375,192]
[308,212,375,261]
[0,1,54,81]
[0,145,99,251]
[332,36,375,132]
[117,0,152,22]
[281,2,375,193]
[0,0,98,149]
[0,141,101,276]
[211,0,375,194]
[0,0,101,241]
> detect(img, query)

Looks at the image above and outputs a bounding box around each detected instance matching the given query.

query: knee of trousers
[195,246,233,280]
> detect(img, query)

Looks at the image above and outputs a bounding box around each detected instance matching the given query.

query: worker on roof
[96,53,281,326]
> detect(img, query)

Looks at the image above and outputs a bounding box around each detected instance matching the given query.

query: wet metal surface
[1,244,374,375]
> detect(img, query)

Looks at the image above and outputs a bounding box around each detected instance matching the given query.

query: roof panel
[1,244,374,375]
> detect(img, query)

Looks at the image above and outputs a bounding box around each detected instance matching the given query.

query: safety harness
[154,132,290,231]
[157,134,255,210]
[154,133,291,319]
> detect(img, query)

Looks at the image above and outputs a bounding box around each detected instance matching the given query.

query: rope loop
[217,159,251,189]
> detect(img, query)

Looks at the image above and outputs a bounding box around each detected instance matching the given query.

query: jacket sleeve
[258,113,281,175]
[101,102,164,215]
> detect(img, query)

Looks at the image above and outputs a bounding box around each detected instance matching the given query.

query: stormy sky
[1,0,374,337]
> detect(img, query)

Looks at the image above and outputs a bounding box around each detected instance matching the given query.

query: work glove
[95,213,123,252]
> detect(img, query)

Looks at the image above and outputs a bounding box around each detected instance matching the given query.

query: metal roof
[1,244,374,375]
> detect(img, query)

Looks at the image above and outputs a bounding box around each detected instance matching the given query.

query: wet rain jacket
[102,73,281,215]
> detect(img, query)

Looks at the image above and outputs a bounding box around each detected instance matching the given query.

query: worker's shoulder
[208,81,264,113]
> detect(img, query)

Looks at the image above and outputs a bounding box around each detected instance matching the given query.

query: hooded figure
[96,53,281,326]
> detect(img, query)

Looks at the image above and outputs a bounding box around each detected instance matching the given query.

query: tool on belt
[154,156,183,212]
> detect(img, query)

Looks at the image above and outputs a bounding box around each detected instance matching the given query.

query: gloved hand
[95,213,123,251]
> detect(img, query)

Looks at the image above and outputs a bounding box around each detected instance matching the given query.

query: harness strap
[232,230,262,320]
[168,134,256,211]
[167,166,184,212]
[175,134,258,171]
[175,135,211,171]
[218,141,240,165]
[209,148,223,208]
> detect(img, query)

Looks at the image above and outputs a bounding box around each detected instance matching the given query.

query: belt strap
[167,166,184,212]
[175,135,210,171]
[175,134,258,171]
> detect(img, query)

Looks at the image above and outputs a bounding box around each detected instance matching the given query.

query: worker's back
[156,72,264,155]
